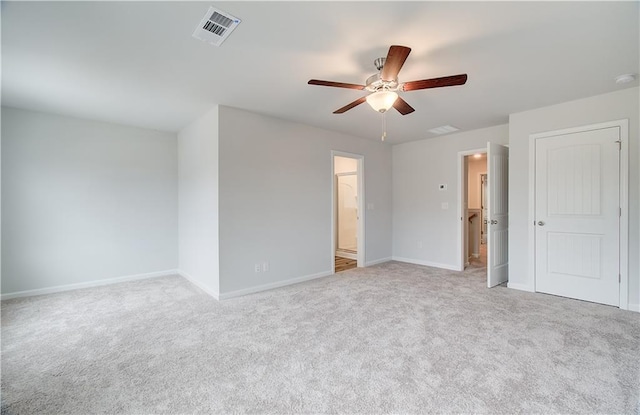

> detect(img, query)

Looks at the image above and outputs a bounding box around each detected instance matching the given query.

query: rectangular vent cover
[428,125,460,135]
[193,7,241,46]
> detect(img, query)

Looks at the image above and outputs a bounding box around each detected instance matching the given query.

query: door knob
[490,220,498,225]
[537,221,545,226]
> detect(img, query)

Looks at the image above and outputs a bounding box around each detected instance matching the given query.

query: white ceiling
[2,1,638,144]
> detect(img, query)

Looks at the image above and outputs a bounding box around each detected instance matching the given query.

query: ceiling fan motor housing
[365,73,399,92]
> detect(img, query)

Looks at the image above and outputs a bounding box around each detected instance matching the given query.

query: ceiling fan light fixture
[366,90,398,113]
[307,45,466,116]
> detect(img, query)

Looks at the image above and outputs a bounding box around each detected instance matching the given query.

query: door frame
[528,119,629,310]
[457,148,487,271]
[331,151,365,273]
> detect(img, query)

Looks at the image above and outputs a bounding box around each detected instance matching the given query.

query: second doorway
[333,154,362,273]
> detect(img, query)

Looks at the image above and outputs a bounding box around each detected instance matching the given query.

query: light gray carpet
[2,260,639,414]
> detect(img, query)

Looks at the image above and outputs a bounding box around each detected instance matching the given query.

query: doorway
[458,143,509,287]
[463,153,487,272]
[332,152,364,273]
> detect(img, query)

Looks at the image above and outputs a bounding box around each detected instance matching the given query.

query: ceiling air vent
[428,125,460,135]
[192,7,241,46]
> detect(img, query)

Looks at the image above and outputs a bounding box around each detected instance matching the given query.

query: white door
[535,127,620,306]
[487,142,509,287]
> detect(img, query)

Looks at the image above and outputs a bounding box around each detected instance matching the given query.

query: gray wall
[392,124,509,269]
[1,107,178,294]
[177,107,220,296]
[218,106,392,295]
[508,87,639,308]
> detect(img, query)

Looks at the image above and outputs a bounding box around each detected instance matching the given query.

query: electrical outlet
[262,262,269,272]
[254,264,261,273]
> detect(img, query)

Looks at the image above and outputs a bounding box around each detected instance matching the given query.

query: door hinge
[619,207,622,217]
[619,274,621,283]
[615,140,621,150]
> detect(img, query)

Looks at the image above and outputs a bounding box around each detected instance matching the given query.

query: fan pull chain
[381,112,387,141]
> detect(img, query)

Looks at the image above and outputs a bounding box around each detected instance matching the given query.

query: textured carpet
[2,260,639,414]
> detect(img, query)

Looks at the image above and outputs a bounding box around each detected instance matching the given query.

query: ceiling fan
[308,45,467,115]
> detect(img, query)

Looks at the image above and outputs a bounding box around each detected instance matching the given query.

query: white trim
[391,256,459,271]
[364,257,392,267]
[331,151,365,272]
[217,270,333,300]
[178,270,220,300]
[0,269,179,301]
[457,148,487,272]
[529,119,630,309]
[528,133,537,294]
[628,303,640,313]
[619,120,629,310]
[507,282,535,292]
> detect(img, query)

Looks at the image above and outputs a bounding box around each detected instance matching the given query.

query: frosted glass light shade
[366,90,398,113]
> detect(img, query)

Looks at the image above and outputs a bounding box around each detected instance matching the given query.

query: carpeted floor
[2,261,639,414]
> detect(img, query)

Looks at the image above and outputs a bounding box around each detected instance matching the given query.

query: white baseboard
[177,270,219,300]
[391,256,460,271]
[628,303,640,313]
[218,270,333,300]
[507,282,535,292]
[1,269,179,301]
[364,257,392,267]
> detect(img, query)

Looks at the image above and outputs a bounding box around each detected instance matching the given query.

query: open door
[487,142,509,287]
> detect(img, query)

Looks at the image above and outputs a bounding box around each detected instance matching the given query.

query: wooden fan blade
[308,79,365,90]
[334,97,367,114]
[381,45,411,81]
[393,97,415,115]
[402,74,468,92]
